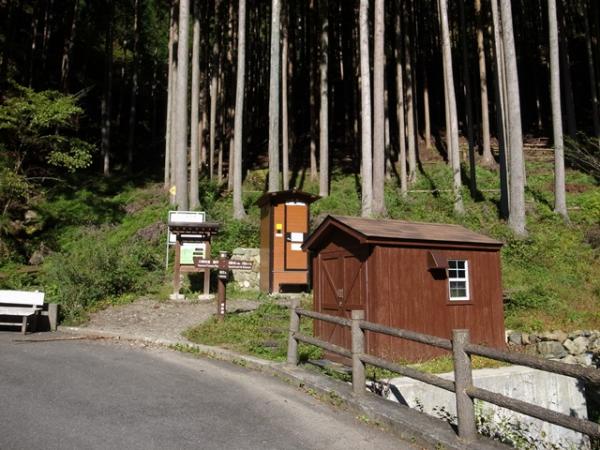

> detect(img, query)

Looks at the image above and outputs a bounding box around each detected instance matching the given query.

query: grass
[184,296,508,376]
[1,145,599,332]
[185,300,323,362]
[259,156,600,332]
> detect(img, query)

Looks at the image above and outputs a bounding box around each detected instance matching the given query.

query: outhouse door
[318,247,367,351]
[284,203,308,270]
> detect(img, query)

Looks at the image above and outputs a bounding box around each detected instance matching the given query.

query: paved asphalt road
[0,333,410,450]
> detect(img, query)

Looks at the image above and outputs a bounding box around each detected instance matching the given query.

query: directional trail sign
[194,259,219,269]
[193,258,253,271]
[193,253,254,320]
[224,260,253,270]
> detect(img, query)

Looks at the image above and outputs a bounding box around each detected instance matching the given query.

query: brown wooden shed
[257,190,319,293]
[303,215,505,361]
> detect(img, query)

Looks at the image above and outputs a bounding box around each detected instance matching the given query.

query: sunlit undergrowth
[1,147,599,331]
[0,180,170,323]
[245,154,600,332]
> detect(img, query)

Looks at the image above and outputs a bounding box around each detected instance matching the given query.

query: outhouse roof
[303,215,503,250]
[255,190,320,207]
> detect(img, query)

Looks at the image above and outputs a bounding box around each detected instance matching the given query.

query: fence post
[452,329,477,442]
[287,299,300,366]
[351,310,366,395]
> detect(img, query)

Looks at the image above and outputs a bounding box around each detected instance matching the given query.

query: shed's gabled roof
[303,215,503,250]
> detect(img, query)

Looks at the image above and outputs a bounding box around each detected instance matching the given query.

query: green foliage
[0,263,39,290]
[212,219,260,254]
[570,189,600,224]
[311,175,362,217]
[0,84,95,251]
[40,226,162,323]
[197,177,222,214]
[0,84,94,172]
[0,163,29,223]
[9,182,170,323]
[475,402,578,450]
[0,156,28,192]
[192,176,261,253]
[38,190,124,228]
[501,216,600,330]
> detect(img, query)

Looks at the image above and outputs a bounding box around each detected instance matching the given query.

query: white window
[448,260,470,301]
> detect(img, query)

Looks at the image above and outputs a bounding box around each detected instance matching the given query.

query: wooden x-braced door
[318,248,366,352]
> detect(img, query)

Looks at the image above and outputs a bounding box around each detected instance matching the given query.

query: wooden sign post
[168,221,220,299]
[194,252,253,321]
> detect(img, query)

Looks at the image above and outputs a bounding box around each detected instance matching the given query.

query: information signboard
[165,210,207,269]
[168,210,206,244]
[180,243,206,265]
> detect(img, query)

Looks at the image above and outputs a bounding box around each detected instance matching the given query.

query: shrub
[504,285,558,312]
[40,226,162,323]
[212,219,260,254]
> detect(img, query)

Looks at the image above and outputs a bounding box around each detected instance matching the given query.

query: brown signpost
[194,252,253,321]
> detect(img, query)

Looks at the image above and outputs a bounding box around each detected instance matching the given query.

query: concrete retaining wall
[382,366,589,449]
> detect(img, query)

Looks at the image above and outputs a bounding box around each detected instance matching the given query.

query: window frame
[447,259,470,302]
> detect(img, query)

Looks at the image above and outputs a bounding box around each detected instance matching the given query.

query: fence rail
[286,300,600,442]
[360,353,456,392]
[360,320,453,351]
[294,332,352,359]
[465,342,600,384]
[296,308,352,327]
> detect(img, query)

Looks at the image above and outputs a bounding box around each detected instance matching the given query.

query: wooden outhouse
[302,215,505,361]
[257,190,319,293]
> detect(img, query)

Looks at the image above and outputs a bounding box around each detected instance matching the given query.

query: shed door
[319,248,366,351]
[284,203,308,270]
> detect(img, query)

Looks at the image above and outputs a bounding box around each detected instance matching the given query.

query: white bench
[0,290,45,334]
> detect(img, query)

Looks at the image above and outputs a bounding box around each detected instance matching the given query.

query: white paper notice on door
[290,232,304,242]
[291,243,302,251]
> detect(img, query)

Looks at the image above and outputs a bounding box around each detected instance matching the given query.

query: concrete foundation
[383,365,589,449]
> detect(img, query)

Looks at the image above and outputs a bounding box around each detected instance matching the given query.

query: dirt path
[82,297,260,343]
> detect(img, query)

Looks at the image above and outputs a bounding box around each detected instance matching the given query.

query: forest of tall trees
[2,0,600,238]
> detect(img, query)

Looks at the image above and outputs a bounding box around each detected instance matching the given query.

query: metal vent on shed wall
[427,250,449,270]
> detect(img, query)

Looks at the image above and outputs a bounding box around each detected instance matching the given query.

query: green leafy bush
[0,83,94,174]
[0,263,39,290]
[0,84,96,262]
[197,177,222,213]
[212,219,260,254]
[40,226,162,323]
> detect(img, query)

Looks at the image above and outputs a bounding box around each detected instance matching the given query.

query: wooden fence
[286,301,600,442]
